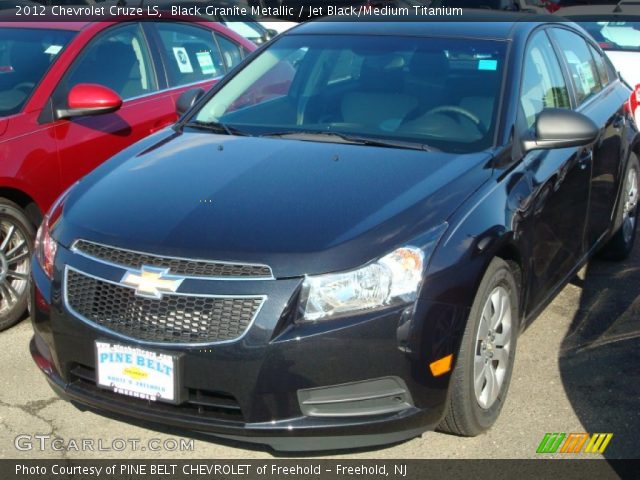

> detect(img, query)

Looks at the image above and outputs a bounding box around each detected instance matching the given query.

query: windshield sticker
[173,47,193,74]
[44,45,63,55]
[196,51,216,75]
[478,59,498,71]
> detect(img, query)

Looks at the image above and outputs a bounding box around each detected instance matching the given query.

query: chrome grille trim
[63,266,266,347]
[71,239,274,280]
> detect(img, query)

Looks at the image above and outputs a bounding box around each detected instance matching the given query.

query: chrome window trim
[122,77,223,104]
[63,265,267,348]
[70,239,274,281]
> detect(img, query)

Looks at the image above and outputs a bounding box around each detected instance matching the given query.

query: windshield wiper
[260,131,436,152]
[184,120,251,137]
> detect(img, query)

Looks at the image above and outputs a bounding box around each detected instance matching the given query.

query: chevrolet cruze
[30,15,639,451]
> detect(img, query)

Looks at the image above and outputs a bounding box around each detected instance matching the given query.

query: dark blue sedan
[30,13,639,451]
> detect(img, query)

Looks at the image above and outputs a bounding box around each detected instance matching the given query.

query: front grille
[65,269,264,344]
[73,240,272,278]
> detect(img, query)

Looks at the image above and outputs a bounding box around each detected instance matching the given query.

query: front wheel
[0,199,35,331]
[438,258,520,436]
[599,153,639,261]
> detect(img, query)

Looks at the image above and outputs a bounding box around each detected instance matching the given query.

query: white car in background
[557,2,640,125]
[259,20,296,35]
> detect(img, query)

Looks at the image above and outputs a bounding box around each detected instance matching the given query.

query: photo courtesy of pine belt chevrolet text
[27,13,640,451]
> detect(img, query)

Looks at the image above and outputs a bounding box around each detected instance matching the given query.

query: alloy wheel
[622,167,639,245]
[473,286,512,409]
[0,220,30,316]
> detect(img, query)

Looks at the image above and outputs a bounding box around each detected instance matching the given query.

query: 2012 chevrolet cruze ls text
[30,15,640,451]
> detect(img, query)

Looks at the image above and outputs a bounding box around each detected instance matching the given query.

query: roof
[292,11,564,40]
[0,21,89,31]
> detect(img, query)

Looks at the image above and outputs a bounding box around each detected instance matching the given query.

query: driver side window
[63,24,157,101]
[520,30,570,130]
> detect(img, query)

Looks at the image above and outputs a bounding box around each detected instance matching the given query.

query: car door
[519,29,592,312]
[53,22,176,188]
[549,27,628,249]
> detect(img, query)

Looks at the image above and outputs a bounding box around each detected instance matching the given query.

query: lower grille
[69,364,244,422]
[65,268,264,344]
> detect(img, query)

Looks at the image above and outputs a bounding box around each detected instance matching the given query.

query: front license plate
[95,342,177,403]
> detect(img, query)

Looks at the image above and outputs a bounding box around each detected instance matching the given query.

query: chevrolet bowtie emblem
[121,266,184,300]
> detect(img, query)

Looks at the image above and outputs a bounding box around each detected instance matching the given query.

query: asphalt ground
[1,242,638,460]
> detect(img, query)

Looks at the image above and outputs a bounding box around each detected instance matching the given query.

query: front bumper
[30,243,466,451]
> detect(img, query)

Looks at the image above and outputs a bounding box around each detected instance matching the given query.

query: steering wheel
[424,105,484,131]
[13,81,36,93]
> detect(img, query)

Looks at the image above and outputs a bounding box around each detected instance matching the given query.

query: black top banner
[0,1,638,22]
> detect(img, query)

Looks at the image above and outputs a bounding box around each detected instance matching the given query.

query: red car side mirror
[56,83,123,120]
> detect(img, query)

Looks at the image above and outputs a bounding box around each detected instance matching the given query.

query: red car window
[63,23,157,101]
[153,22,226,88]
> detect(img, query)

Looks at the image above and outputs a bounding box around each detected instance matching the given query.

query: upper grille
[65,269,264,344]
[73,240,272,278]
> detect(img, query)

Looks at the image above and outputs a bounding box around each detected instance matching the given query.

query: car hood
[59,129,492,278]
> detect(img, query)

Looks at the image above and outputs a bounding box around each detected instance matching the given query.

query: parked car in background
[630,83,640,126]
[557,3,640,127]
[557,2,640,87]
[259,19,296,35]
[31,13,638,451]
[138,0,284,44]
[0,19,254,330]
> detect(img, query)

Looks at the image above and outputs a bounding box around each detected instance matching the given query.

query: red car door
[53,22,177,188]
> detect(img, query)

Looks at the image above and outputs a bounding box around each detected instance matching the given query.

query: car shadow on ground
[559,244,640,460]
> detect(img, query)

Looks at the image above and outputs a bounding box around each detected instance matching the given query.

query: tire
[438,258,520,436]
[0,198,35,331]
[599,153,639,261]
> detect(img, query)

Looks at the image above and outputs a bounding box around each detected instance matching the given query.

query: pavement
[1,243,638,460]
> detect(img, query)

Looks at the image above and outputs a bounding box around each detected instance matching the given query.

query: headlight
[34,183,77,279]
[301,219,451,322]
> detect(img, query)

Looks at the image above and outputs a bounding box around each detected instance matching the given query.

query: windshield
[193,34,507,153]
[0,27,76,117]
[573,19,640,51]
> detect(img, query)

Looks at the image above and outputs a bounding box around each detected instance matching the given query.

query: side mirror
[522,108,599,153]
[176,88,205,116]
[267,29,278,38]
[56,84,122,120]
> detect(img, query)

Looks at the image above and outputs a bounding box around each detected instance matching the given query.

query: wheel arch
[0,187,43,228]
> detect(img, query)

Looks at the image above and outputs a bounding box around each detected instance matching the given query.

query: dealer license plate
[95,342,177,402]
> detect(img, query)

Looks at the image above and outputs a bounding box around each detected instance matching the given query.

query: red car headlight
[34,184,77,279]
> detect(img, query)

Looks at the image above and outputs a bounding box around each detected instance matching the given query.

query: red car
[631,84,640,128]
[0,19,255,330]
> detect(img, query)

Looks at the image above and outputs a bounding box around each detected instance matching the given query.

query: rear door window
[550,28,602,105]
[153,23,225,87]
[215,33,245,71]
[588,44,611,87]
